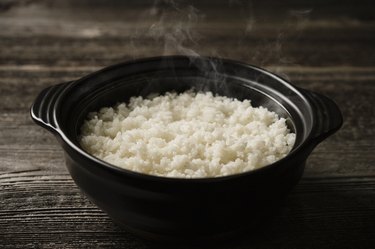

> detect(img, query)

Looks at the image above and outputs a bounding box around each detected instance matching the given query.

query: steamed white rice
[79,91,295,178]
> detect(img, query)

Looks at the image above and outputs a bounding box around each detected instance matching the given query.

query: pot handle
[301,89,343,143]
[30,82,72,133]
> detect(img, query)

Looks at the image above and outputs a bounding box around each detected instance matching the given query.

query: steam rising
[131,0,203,57]
[131,0,230,93]
[129,0,312,82]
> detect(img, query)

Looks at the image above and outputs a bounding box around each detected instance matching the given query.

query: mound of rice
[80,91,295,178]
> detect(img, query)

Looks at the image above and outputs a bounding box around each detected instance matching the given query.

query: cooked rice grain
[80,91,295,178]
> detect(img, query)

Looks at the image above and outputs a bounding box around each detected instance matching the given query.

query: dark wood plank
[0,1,374,67]
[1,1,374,248]
[1,175,375,248]
[0,31,374,67]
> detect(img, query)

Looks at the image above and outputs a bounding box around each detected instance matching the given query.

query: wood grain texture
[1,1,375,248]
[1,30,374,67]
[1,175,375,249]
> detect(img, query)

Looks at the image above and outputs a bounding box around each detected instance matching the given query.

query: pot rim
[36,55,334,183]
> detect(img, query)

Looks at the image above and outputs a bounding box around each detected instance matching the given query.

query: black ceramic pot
[30,56,343,243]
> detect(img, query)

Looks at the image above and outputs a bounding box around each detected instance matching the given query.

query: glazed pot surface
[31,56,343,243]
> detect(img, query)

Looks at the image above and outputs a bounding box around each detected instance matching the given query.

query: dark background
[0,0,374,248]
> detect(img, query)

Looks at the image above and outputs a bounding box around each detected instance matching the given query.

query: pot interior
[57,58,313,152]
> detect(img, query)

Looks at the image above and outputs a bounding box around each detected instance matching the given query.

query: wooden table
[1,1,374,248]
